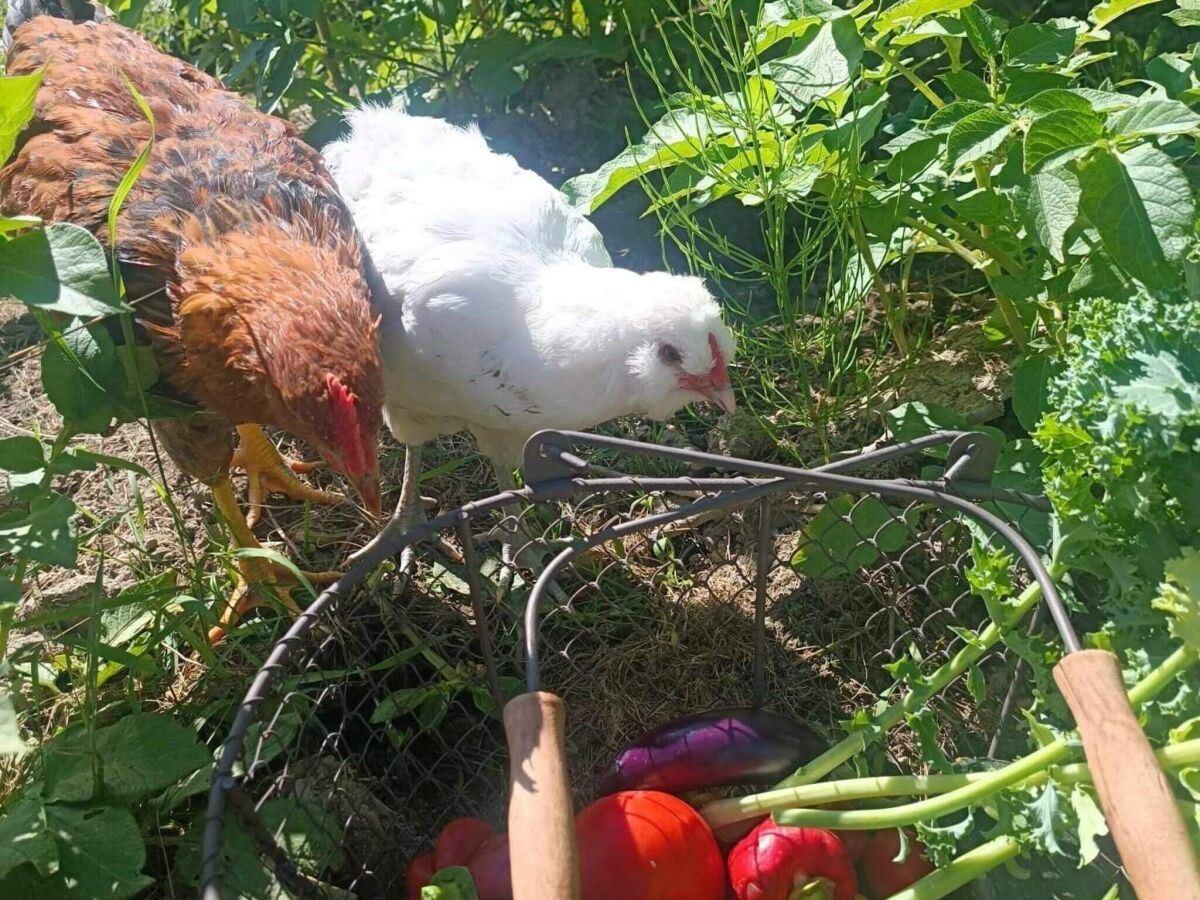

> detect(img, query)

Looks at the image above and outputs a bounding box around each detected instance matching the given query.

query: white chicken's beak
[702,385,737,416]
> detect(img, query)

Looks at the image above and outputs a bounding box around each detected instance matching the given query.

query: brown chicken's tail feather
[3,0,111,52]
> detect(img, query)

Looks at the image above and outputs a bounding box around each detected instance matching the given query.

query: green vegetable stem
[708,645,1196,833]
[704,573,1058,831]
[885,836,1021,900]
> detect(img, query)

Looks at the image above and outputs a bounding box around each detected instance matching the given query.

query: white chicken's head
[625,273,737,420]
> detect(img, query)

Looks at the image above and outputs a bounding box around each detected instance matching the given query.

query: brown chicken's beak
[701,384,737,416]
[351,471,383,519]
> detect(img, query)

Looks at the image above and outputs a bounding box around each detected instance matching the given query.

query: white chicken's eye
[658,343,683,365]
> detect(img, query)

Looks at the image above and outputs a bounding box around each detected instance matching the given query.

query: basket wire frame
[198,429,1060,900]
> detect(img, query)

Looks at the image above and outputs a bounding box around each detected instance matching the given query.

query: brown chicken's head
[309,371,383,518]
[268,339,383,519]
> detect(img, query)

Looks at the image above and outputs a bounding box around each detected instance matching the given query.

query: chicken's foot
[208,475,341,643]
[232,424,345,528]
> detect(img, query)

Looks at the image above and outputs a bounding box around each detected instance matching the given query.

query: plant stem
[314,0,352,98]
[703,738,1200,822]
[759,647,1200,832]
[993,293,1029,353]
[775,740,1072,830]
[891,836,1021,900]
[865,38,944,110]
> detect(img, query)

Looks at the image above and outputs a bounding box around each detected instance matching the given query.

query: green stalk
[704,739,1200,825]
[764,647,1199,832]
[706,575,1052,822]
[774,741,1072,831]
[865,38,944,110]
[890,836,1021,900]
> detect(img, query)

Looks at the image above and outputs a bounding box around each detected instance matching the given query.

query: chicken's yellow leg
[231,424,344,528]
[208,475,340,643]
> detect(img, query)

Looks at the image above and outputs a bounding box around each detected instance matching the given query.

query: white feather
[324,107,735,466]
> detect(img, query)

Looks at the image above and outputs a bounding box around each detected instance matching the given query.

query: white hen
[324,107,736,570]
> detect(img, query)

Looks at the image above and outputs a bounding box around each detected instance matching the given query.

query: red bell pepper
[728,819,857,900]
[408,818,512,900]
[434,818,497,871]
[860,829,933,899]
[406,851,436,900]
[832,830,870,865]
[466,834,513,900]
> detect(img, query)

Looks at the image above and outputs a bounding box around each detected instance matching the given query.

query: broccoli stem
[887,836,1021,900]
[719,645,1197,831]
[703,574,1056,831]
[701,738,1200,826]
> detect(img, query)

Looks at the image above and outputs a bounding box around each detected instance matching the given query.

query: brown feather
[0,15,383,484]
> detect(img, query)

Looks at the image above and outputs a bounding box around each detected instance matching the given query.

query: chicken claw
[208,476,341,643]
[232,424,345,528]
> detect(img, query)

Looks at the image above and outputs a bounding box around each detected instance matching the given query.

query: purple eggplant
[598,707,827,795]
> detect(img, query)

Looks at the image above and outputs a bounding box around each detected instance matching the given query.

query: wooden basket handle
[503,691,580,900]
[1054,649,1200,899]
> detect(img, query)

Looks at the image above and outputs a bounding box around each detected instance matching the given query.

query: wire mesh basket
[198,429,1056,900]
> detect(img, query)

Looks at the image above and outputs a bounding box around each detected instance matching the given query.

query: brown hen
[1,1,385,640]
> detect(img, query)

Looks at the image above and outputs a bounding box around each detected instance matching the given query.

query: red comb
[325,374,369,476]
[707,333,729,388]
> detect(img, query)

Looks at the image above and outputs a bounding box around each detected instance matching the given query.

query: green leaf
[0,71,45,165]
[1078,144,1193,289]
[1003,22,1077,67]
[1069,786,1108,868]
[44,803,152,899]
[0,491,77,567]
[873,0,973,36]
[372,686,435,724]
[1067,249,1127,300]
[885,401,972,442]
[1152,548,1200,651]
[42,725,97,803]
[94,713,209,802]
[48,448,147,477]
[966,665,987,703]
[942,69,991,102]
[417,0,460,25]
[1004,68,1072,103]
[0,693,23,755]
[1106,98,1200,140]
[765,15,864,109]
[1013,353,1058,433]
[924,99,985,133]
[260,798,344,875]
[0,224,123,317]
[749,1,840,55]
[1089,0,1165,28]
[791,495,919,577]
[1022,88,1098,116]
[961,5,1005,61]
[946,107,1013,169]
[0,215,41,234]
[1015,165,1082,263]
[821,93,887,151]
[1028,781,1067,856]
[1023,108,1102,173]
[0,436,46,473]
[108,77,156,261]
[1167,0,1200,25]
[561,108,732,214]
[0,795,57,878]
[466,31,528,102]
[40,321,121,433]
